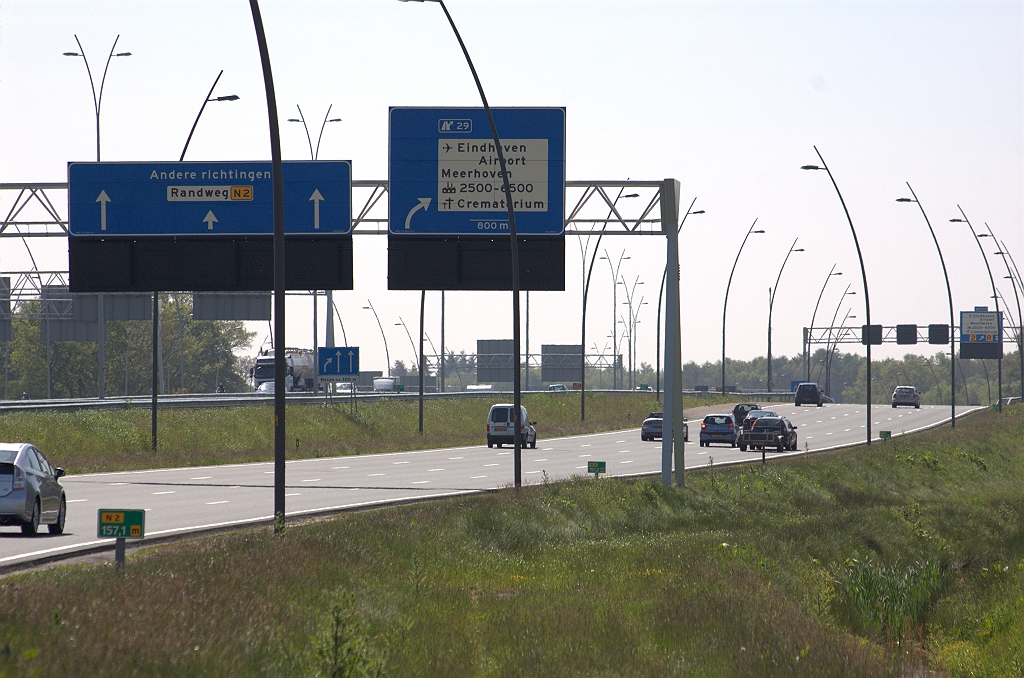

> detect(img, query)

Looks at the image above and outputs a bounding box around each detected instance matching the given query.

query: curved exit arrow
[404,198,431,230]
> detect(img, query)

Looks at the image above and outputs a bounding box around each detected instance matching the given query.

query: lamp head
[623,193,640,199]
[833,271,843,276]
[950,218,966,223]
[690,209,705,214]
[794,248,805,252]
[753,229,765,234]
[287,118,302,123]
[115,52,132,57]
[62,52,81,57]
[800,165,823,170]
[896,198,915,203]
[328,118,342,122]
[213,95,240,102]
[977,233,992,238]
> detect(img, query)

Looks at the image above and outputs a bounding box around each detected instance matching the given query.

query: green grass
[0,392,730,474]
[2,406,1024,676]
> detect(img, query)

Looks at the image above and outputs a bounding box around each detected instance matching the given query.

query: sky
[1,0,1021,381]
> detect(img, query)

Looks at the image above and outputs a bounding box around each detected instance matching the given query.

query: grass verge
[1,406,1022,675]
[0,392,731,474]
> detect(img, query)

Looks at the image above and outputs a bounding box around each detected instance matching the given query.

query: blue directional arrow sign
[68,161,351,236]
[389,107,565,236]
[318,346,359,377]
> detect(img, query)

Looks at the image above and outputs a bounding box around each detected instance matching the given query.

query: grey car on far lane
[0,443,67,535]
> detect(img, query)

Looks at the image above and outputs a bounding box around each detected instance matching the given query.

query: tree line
[3,295,254,399]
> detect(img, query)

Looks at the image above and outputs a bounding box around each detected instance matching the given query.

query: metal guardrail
[0,388,789,415]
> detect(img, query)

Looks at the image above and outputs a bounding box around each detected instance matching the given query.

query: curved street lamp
[580,188,639,418]
[396,317,419,366]
[180,70,240,161]
[951,208,1002,411]
[721,219,764,393]
[897,183,956,427]
[767,239,804,393]
[806,265,841,381]
[802,147,874,444]
[363,301,391,377]
[816,285,856,393]
[63,34,132,162]
[600,250,630,389]
[400,0,526,486]
[287,104,342,161]
[657,201,702,400]
[988,228,1024,402]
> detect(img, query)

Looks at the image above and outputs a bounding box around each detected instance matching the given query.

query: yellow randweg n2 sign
[97,509,145,539]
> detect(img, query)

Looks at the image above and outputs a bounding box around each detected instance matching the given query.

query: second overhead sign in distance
[388,107,565,236]
[68,160,352,237]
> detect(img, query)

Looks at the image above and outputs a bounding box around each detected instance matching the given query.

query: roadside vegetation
[0,392,731,474]
[1,406,1022,676]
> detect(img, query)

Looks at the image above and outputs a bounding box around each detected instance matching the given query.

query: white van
[486,403,538,449]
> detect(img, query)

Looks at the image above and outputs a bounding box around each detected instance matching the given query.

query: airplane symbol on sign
[443,143,452,153]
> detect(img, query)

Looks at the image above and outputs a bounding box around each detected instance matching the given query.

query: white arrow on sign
[335,350,343,372]
[404,198,431,230]
[96,191,111,230]
[347,350,355,373]
[309,189,324,229]
[323,356,333,372]
[203,210,218,230]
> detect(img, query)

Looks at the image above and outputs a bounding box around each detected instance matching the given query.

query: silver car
[0,443,67,535]
[892,385,921,408]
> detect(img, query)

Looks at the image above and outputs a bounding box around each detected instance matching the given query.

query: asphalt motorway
[1,403,981,569]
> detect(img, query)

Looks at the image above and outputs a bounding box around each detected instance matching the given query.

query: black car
[794,382,824,407]
[738,416,798,452]
[731,403,761,427]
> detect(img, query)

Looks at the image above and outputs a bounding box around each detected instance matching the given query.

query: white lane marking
[412,480,430,484]
[332,466,349,470]
[831,416,837,420]
[581,444,591,447]
[806,436,814,439]
[427,468,444,472]
[301,479,321,482]
[542,448,554,451]
[615,440,626,443]
[844,429,851,432]
[484,463,499,467]
[151,491,175,495]
[285,493,300,497]
[393,461,409,465]
[448,456,464,460]
[816,420,822,423]
[368,473,385,477]
[67,499,88,503]
[525,470,541,474]
[264,471,274,474]
[109,482,127,485]
[533,458,548,462]
[621,460,634,464]
[191,476,212,480]
[826,432,833,435]
[575,465,587,469]
[697,450,708,455]
[471,475,488,479]
[497,452,511,456]
[618,450,630,454]
[206,500,229,505]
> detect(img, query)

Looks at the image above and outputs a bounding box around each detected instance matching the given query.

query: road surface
[1,403,980,569]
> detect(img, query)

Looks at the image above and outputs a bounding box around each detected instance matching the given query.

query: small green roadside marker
[588,461,606,478]
[98,509,146,573]
[879,431,892,441]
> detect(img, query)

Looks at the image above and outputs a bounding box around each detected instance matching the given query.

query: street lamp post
[999,246,1024,401]
[619,276,644,390]
[288,105,343,392]
[180,70,240,161]
[802,147,874,445]
[600,250,630,389]
[363,301,391,377]
[952,208,1002,412]
[656,202,702,401]
[988,227,1024,402]
[767,239,804,394]
[721,220,765,393]
[401,0,525,486]
[816,286,856,396]
[827,310,856,397]
[806,266,841,381]
[580,189,638,418]
[64,35,131,403]
[897,183,957,427]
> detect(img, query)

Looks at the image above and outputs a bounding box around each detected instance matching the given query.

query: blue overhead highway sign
[319,346,359,377]
[388,107,565,236]
[68,161,351,237]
